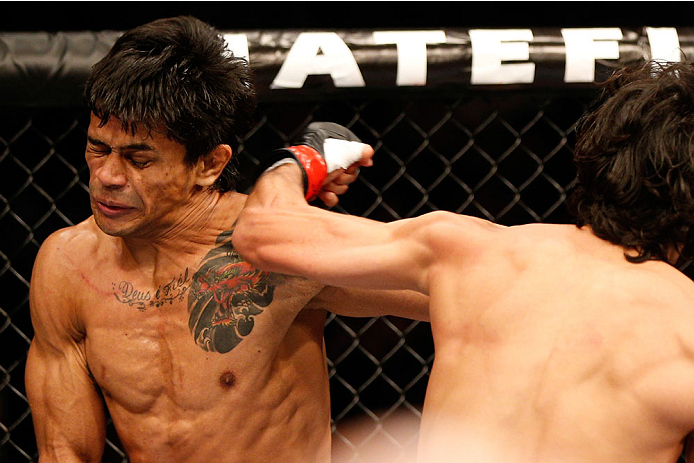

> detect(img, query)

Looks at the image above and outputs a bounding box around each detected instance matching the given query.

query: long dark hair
[568,60,694,263]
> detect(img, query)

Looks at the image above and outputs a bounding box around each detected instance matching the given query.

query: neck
[118,190,245,271]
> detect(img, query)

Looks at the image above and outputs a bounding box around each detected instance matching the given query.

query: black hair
[568,60,694,263]
[84,15,256,192]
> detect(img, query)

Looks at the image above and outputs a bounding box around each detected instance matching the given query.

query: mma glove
[258,122,365,201]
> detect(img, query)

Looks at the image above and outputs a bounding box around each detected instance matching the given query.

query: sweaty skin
[25,116,427,463]
[234,163,694,463]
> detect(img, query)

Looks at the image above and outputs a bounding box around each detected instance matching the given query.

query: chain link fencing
[0,88,600,462]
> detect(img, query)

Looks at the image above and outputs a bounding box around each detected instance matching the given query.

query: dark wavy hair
[568,60,694,263]
[84,16,256,192]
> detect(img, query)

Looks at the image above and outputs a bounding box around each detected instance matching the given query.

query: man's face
[85,113,199,238]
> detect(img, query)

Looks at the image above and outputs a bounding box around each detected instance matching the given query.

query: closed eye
[86,136,111,155]
[129,158,151,168]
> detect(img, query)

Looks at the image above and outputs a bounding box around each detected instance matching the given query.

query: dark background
[1,3,691,462]
[1,1,688,33]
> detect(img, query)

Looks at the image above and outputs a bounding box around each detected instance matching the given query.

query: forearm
[235,149,430,292]
[309,286,430,321]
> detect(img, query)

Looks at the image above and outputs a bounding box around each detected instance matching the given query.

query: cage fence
[2,24,691,463]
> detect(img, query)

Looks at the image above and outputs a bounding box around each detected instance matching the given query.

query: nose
[95,154,127,188]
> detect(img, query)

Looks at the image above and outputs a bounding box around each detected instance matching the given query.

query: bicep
[235,206,436,292]
[26,236,106,462]
[26,337,106,462]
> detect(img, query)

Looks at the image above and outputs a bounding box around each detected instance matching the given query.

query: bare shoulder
[409,213,579,267]
[31,218,105,341]
[38,217,103,258]
[404,211,506,251]
[623,263,694,431]
[411,211,502,230]
[635,260,694,314]
[33,218,109,285]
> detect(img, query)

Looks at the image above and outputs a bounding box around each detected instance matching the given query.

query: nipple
[219,370,237,390]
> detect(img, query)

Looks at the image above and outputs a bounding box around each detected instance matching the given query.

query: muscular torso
[423,223,694,463]
[66,206,331,462]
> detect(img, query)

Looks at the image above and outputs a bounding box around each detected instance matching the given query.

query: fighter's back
[421,219,694,462]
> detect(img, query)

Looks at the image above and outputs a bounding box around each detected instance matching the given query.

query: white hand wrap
[323,139,365,173]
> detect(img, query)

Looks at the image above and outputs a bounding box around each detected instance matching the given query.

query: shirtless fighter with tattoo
[25,16,426,462]
[234,61,694,462]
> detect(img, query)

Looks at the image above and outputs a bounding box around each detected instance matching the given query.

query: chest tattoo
[112,269,191,310]
[187,229,284,353]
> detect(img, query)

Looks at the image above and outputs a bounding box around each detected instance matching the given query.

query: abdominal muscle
[106,378,331,463]
[84,307,331,463]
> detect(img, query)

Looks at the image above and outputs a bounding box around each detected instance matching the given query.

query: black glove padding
[257,122,363,201]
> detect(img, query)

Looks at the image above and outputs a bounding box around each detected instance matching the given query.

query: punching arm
[236,122,495,297]
[235,160,438,293]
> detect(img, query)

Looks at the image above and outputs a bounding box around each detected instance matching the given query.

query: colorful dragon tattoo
[187,229,283,353]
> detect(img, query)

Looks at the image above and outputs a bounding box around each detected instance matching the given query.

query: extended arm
[234,122,491,304]
[307,286,430,321]
[26,233,107,462]
[234,162,437,294]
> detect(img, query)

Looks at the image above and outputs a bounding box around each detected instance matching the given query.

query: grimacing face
[85,113,201,238]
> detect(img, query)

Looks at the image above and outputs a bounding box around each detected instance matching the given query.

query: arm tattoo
[187,228,283,353]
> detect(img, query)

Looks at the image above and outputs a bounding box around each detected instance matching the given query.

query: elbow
[232,209,263,266]
[233,208,280,272]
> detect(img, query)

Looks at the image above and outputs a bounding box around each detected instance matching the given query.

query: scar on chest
[219,370,237,390]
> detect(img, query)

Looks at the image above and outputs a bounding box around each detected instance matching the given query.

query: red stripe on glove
[285,145,327,201]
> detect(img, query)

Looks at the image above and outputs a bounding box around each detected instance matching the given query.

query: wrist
[262,161,304,189]
[264,157,300,172]
[282,145,327,201]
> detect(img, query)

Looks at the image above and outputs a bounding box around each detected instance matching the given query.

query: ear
[195,144,233,187]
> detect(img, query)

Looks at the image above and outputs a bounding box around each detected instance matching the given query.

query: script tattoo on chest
[112,269,191,311]
[187,229,283,353]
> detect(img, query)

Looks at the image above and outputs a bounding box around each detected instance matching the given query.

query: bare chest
[79,237,324,413]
